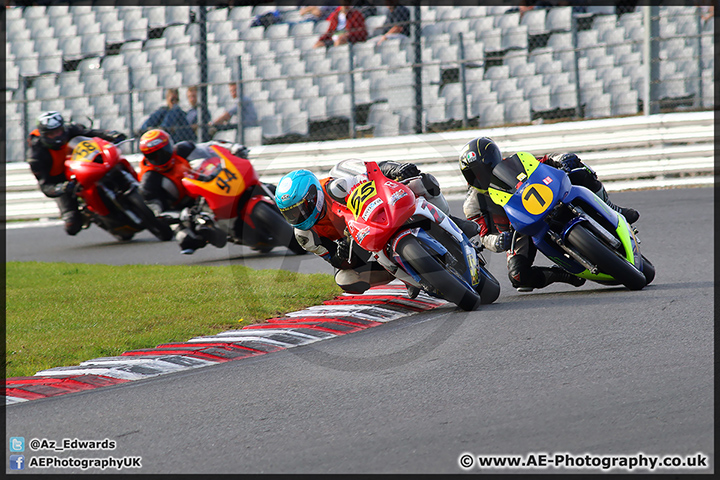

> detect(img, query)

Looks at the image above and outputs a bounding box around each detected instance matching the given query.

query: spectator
[354,0,377,18]
[313,0,368,48]
[251,8,282,29]
[299,3,337,22]
[700,4,714,22]
[371,0,410,45]
[211,82,259,134]
[185,85,212,142]
[140,88,194,142]
[506,0,553,19]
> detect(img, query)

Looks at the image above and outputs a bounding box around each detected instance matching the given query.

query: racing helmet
[139,129,175,171]
[275,170,325,230]
[459,136,504,191]
[37,111,67,150]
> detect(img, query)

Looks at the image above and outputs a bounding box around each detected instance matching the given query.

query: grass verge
[6,261,342,378]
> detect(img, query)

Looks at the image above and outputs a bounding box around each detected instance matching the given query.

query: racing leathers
[296,161,480,294]
[463,153,639,291]
[138,140,196,214]
[26,123,126,234]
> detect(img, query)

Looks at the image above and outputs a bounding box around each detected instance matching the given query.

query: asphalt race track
[5,187,714,474]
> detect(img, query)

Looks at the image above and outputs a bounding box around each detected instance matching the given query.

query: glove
[545,153,582,172]
[494,230,513,252]
[107,131,127,144]
[230,144,249,159]
[393,163,421,181]
[382,161,421,181]
[330,238,351,269]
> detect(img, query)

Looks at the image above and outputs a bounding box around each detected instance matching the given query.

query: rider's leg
[334,262,395,294]
[56,194,83,235]
[507,235,585,291]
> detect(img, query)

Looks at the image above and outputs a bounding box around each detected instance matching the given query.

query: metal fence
[4,4,715,163]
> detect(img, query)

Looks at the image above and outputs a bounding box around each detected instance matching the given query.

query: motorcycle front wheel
[566,224,646,290]
[395,235,481,311]
[249,201,307,255]
[124,190,174,241]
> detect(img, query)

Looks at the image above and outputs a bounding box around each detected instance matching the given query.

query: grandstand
[4,4,715,162]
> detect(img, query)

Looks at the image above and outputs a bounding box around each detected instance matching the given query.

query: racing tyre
[476,268,501,304]
[250,201,306,255]
[125,190,174,241]
[396,235,482,311]
[641,254,655,286]
[566,225,646,290]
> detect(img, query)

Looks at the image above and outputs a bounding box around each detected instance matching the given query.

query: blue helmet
[275,169,325,230]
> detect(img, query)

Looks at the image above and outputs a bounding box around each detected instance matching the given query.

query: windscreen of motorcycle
[69,137,103,163]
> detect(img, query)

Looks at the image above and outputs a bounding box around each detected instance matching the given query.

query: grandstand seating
[3,4,714,155]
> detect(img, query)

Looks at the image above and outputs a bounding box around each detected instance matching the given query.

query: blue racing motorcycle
[486,152,655,290]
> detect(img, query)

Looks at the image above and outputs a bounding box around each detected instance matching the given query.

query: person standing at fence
[372,0,411,45]
[210,82,259,136]
[139,88,194,143]
[313,0,368,48]
[185,85,212,142]
[26,111,126,235]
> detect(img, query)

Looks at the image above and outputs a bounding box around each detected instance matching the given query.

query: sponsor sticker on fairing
[361,198,384,221]
[389,189,408,206]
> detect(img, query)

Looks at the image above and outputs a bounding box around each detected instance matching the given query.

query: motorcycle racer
[275,161,481,297]
[459,136,640,292]
[138,129,197,214]
[26,111,127,235]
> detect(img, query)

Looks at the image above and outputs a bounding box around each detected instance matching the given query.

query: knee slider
[334,269,370,294]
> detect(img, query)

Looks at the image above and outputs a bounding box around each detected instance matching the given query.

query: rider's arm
[463,188,512,252]
[75,124,126,144]
[26,145,69,198]
[293,228,361,269]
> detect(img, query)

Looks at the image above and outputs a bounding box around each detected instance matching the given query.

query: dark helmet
[37,111,68,150]
[459,136,504,191]
[139,129,175,171]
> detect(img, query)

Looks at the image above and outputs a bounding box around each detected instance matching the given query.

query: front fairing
[345,164,416,252]
[488,153,572,237]
[182,145,256,219]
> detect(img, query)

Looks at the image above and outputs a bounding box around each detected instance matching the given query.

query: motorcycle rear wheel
[566,225,646,290]
[125,190,174,241]
[396,235,481,311]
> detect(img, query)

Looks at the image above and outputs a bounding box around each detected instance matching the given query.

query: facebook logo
[10,455,25,470]
[10,437,25,452]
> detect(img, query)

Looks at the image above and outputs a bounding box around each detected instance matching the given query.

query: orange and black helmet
[140,129,174,171]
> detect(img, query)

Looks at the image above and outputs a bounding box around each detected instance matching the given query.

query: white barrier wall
[5,111,714,222]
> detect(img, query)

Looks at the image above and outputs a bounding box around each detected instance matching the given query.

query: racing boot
[175,228,207,254]
[539,266,586,289]
[62,210,84,236]
[594,185,640,224]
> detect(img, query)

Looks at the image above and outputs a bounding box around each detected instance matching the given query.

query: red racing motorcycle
[176,142,306,255]
[66,136,173,241]
[333,161,500,310]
